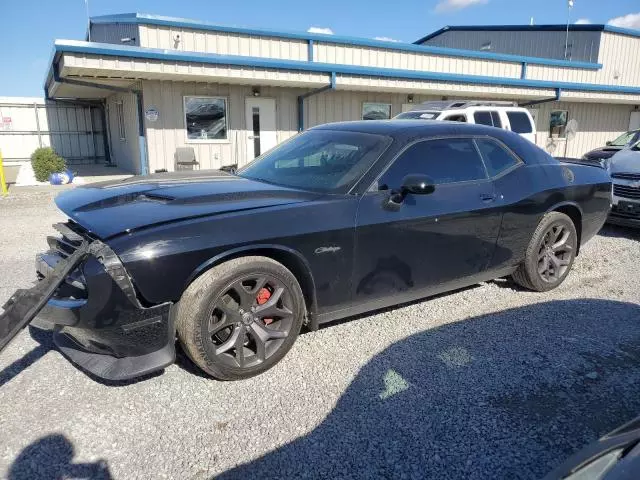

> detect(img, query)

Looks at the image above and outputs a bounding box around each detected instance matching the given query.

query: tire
[176,256,305,380]
[511,211,578,292]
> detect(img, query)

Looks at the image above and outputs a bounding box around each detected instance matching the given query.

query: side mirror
[400,174,436,196]
[387,174,435,209]
[606,141,612,146]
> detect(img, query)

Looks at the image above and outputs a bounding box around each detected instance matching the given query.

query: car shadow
[0,327,54,388]
[216,298,640,480]
[598,224,640,241]
[488,276,528,291]
[0,326,161,388]
[7,434,112,480]
[173,284,483,378]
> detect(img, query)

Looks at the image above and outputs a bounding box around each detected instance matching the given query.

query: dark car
[0,121,611,381]
[606,146,640,228]
[544,415,640,480]
[582,129,640,163]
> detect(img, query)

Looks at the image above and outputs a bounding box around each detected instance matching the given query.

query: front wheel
[176,256,305,380]
[511,211,578,292]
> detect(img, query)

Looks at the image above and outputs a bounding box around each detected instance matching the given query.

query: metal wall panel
[136,79,638,174]
[598,32,640,90]
[531,100,635,158]
[304,90,440,128]
[141,80,300,172]
[105,92,140,173]
[561,90,640,104]
[314,43,521,79]
[336,74,554,99]
[422,30,602,63]
[90,23,140,46]
[139,25,308,60]
[62,53,329,88]
[0,99,105,165]
[527,61,640,87]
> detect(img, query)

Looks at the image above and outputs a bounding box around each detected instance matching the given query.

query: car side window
[473,111,493,126]
[378,138,488,189]
[506,112,533,134]
[490,111,502,128]
[442,114,467,123]
[475,138,521,177]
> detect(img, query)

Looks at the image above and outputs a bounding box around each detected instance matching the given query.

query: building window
[116,101,126,141]
[184,96,228,141]
[550,110,568,138]
[362,102,392,121]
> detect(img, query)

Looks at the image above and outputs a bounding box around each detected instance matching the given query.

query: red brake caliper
[256,287,274,325]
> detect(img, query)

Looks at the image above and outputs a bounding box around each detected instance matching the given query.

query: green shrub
[31,147,66,182]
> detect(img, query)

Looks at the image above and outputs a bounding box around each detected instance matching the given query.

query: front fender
[184,243,318,324]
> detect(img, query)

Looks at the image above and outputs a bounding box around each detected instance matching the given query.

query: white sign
[145,107,159,122]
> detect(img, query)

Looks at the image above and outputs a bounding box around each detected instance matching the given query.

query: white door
[630,111,640,131]
[245,98,277,162]
[401,103,414,113]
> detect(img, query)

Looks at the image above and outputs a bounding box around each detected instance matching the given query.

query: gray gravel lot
[0,187,639,480]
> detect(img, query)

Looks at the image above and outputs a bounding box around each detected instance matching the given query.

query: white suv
[394,100,537,143]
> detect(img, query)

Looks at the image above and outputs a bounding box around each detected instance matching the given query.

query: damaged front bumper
[0,223,175,381]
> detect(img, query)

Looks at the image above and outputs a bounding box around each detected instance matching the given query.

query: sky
[0,0,639,97]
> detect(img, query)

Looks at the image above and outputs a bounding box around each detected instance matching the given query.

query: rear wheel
[176,256,305,380]
[511,211,578,292]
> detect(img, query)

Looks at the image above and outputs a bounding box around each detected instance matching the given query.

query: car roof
[311,119,506,138]
[310,120,551,166]
[406,106,529,113]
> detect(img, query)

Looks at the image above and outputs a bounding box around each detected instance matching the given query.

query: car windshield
[609,130,638,147]
[394,111,439,120]
[237,129,391,193]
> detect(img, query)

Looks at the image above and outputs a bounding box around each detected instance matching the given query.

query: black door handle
[480,193,497,203]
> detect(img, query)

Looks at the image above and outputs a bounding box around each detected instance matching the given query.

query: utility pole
[85,0,91,41]
[564,0,574,60]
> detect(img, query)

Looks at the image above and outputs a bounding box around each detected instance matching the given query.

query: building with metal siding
[0,97,106,179]
[41,13,640,174]
[89,22,140,46]
[416,25,603,63]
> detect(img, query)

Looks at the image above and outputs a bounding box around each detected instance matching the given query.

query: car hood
[583,145,623,160]
[55,170,320,239]
[609,149,640,174]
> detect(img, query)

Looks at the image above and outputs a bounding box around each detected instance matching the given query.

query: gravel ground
[0,187,639,480]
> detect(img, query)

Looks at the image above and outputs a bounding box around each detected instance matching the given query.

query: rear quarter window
[475,138,522,177]
[507,111,533,134]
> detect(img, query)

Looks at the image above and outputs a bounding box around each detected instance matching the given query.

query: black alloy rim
[537,223,574,283]
[207,274,295,369]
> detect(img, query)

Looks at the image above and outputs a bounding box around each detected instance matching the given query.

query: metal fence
[0,100,106,165]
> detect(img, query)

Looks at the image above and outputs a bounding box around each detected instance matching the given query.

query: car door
[473,136,530,271]
[353,137,503,306]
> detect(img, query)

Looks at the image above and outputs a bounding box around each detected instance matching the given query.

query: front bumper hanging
[0,241,91,352]
[0,237,175,381]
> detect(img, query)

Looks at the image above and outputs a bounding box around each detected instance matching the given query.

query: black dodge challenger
[0,121,611,381]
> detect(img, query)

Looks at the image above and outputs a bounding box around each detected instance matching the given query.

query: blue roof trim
[87,13,602,70]
[603,24,640,38]
[53,40,640,95]
[416,23,640,43]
